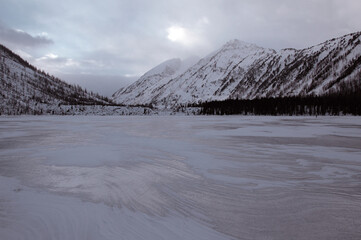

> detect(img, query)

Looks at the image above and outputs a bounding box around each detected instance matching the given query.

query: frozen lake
[0,116,361,240]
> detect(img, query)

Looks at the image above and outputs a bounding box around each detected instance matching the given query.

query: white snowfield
[0,116,361,240]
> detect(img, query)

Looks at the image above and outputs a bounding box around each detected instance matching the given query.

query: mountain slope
[112,56,199,106]
[0,44,112,114]
[113,32,361,108]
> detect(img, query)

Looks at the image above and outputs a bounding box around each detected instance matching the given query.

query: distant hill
[0,44,115,115]
[113,32,361,108]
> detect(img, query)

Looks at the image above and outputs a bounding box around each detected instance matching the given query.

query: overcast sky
[1,0,360,96]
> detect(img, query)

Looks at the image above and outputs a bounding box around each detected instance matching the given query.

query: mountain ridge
[113,31,361,108]
[0,43,115,114]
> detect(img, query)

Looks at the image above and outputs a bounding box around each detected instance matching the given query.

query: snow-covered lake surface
[0,116,361,240]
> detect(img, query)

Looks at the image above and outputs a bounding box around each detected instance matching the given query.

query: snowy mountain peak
[143,58,182,79]
[113,32,361,108]
[112,56,199,103]
[223,39,259,50]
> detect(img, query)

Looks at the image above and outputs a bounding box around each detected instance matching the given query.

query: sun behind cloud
[166,17,210,48]
[167,26,188,44]
[166,25,207,47]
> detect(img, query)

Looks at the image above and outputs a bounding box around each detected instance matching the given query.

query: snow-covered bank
[0,104,201,116]
[1,116,361,239]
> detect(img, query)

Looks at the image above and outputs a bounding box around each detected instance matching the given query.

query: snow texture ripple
[0,116,361,239]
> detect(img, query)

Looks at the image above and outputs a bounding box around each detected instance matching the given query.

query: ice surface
[1,116,361,239]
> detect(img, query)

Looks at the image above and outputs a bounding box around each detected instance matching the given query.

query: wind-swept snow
[1,116,361,239]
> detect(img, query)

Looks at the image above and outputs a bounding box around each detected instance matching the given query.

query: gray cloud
[1,0,361,96]
[0,23,53,48]
[59,73,137,97]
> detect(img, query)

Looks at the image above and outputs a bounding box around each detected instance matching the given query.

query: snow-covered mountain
[112,56,199,106]
[113,32,361,108]
[0,44,113,114]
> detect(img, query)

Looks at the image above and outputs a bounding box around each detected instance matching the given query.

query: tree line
[199,91,361,116]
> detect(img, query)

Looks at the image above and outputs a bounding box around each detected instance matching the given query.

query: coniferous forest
[199,79,361,115]
[200,95,360,116]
